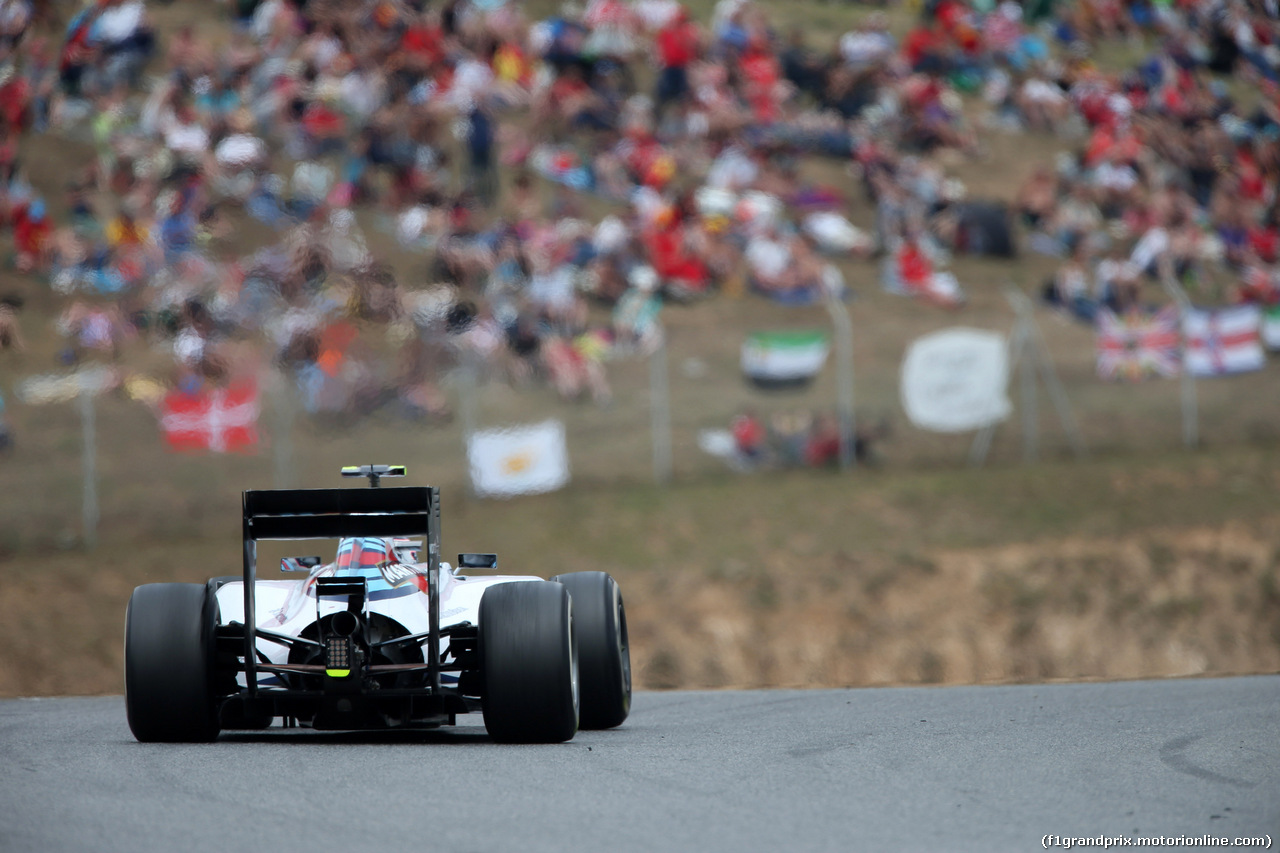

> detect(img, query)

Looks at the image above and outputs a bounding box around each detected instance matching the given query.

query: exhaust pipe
[329,610,361,638]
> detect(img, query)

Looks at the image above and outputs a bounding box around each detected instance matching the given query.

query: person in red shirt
[804,411,842,468]
[13,199,52,273]
[643,219,708,295]
[731,407,766,465]
[902,18,946,74]
[0,71,29,131]
[401,10,444,69]
[653,7,700,117]
[897,238,933,293]
[301,97,345,155]
[738,35,781,123]
[1248,209,1280,264]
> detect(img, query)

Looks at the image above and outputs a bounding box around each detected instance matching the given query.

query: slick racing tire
[125,583,221,743]
[550,571,630,729]
[479,581,579,744]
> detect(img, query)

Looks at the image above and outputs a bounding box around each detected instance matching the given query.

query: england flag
[1182,305,1265,377]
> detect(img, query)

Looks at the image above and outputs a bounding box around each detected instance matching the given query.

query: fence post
[1159,269,1199,449]
[271,369,296,489]
[80,389,98,549]
[650,329,672,484]
[823,289,856,470]
[458,356,480,496]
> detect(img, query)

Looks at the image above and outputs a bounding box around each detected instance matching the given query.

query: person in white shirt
[526,255,577,319]
[93,0,144,49]
[1095,245,1140,311]
[163,105,210,160]
[93,0,153,88]
[839,15,894,71]
[0,0,32,48]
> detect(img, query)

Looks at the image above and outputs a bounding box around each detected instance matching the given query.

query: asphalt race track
[1,676,1276,852]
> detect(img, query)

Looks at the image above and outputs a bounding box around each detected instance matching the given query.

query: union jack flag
[1096,306,1181,381]
[1183,305,1266,377]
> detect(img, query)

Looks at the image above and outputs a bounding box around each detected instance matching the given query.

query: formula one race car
[124,466,630,743]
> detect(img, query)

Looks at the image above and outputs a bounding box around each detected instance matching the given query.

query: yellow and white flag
[467,420,570,497]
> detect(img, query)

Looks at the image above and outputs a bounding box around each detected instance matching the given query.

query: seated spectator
[804,410,842,468]
[1015,166,1059,231]
[612,264,663,353]
[525,252,579,323]
[12,197,51,272]
[839,14,895,72]
[730,406,766,465]
[1043,244,1097,322]
[1094,243,1141,312]
[769,409,811,467]
[0,295,25,352]
[541,329,612,405]
[883,233,964,308]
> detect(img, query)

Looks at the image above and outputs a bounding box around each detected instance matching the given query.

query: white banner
[467,420,570,497]
[901,328,1011,433]
[16,366,118,405]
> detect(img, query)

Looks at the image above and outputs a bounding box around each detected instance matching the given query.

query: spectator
[0,294,24,352]
[731,406,766,465]
[653,6,700,118]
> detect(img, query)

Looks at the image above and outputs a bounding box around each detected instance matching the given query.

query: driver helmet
[335,537,391,572]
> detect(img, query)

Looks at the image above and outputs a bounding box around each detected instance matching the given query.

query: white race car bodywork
[215,549,539,687]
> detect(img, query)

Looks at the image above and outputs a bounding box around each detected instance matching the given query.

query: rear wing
[243,487,436,540]
[240,486,443,698]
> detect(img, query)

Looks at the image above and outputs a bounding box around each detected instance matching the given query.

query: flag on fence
[1183,304,1265,377]
[1263,305,1280,352]
[900,327,1011,433]
[161,380,260,452]
[1096,306,1181,381]
[741,330,830,389]
[467,420,569,497]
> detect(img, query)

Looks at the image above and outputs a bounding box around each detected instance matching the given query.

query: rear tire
[479,581,578,743]
[124,583,221,743]
[551,571,630,729]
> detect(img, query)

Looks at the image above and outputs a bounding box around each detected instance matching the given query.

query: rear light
[325,636,352,678]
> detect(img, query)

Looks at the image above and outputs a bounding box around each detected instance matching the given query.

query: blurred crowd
[1014,1,1280,321]
[0,0,1276,433]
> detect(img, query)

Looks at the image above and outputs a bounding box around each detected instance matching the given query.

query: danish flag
[161,380,260,453]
